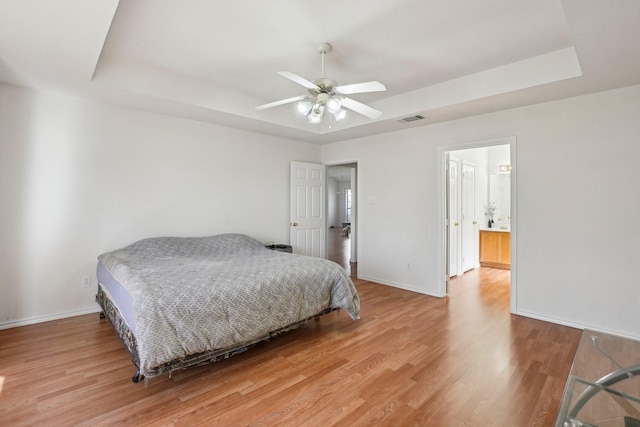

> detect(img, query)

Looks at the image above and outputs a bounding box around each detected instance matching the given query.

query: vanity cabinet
[479,230,511,270]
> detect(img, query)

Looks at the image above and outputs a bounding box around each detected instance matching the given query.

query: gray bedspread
[97,233,360,374]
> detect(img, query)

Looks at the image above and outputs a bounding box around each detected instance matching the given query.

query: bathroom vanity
[479,229,511,270]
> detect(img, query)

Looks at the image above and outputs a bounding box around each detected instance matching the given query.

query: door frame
[437,136,517,313]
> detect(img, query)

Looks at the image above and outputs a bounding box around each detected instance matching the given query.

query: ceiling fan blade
[335,81,386,95]
[341,97,383,119]
[277,71,319,90]
[256,95,309,110]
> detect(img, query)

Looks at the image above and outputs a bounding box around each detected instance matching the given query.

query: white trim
[357,275,439,297]
[516,310,640,342]
[437,136,518,311]
[0,306,101,330]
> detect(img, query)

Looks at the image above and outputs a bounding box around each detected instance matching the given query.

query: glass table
[556,329,640,427]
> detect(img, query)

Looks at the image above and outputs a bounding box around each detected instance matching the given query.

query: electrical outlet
[81,276,91,288]
[407,263,412,270]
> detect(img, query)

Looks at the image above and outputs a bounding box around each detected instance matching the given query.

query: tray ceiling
[1,0,639,144]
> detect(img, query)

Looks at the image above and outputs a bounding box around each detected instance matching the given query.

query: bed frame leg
[132,370,144,384]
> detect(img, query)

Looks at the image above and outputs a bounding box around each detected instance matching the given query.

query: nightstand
[265,244,292,253]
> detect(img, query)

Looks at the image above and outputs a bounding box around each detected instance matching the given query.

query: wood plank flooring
[327,227,356,276]
[0,266,581,426]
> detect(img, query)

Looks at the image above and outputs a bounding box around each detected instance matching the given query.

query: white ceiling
[1,0,639,144]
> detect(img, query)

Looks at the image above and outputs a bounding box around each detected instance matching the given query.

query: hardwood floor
[327,227,356,276]
[0,266,581,426]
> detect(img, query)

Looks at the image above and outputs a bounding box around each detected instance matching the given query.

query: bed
[95,233,360,383]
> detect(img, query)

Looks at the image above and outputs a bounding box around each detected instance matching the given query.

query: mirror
[489,173,510,229]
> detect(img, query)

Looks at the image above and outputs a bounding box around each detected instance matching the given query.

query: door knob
[291,222,298,227]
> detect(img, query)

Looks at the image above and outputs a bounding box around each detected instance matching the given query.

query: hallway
[327,227,356,277]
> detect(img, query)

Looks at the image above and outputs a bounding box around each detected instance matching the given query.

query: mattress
[97,261,136,334]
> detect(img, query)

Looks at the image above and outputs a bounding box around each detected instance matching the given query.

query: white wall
[322,84,640,340]
[0,83,320,328]
[337,182,351,225]
[327,177,338,227]
[327,175,352,228]
[3,81,640,341]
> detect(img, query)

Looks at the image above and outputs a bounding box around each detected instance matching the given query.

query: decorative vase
[488,219,493,228]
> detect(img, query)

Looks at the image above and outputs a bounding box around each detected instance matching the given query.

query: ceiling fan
[256,43,386,124]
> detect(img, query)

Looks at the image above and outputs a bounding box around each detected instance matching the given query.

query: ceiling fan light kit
[256,43,386,124]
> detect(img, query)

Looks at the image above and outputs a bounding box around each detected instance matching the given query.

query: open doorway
[327,163,357,277]
[441,137,516,313]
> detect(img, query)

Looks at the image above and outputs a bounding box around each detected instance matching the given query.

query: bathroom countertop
[479,227,510,232]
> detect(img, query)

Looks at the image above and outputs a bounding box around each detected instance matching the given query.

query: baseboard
[515,310,640,342]
[357,275,441,297]
[0,306,102,330]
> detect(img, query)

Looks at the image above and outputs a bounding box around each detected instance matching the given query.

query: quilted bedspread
[97,234,360,374]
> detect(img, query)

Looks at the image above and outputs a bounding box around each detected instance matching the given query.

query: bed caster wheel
[99,312,106,319]
[132,372,144,383]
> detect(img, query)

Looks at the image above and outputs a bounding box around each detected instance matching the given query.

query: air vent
[397,114,426,123]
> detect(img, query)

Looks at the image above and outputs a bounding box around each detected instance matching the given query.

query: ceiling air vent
[397,114,426,123]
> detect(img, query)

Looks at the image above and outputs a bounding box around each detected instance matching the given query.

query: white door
[448,158,460,276]
[290,161,326,257]
[461,161,477,272]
